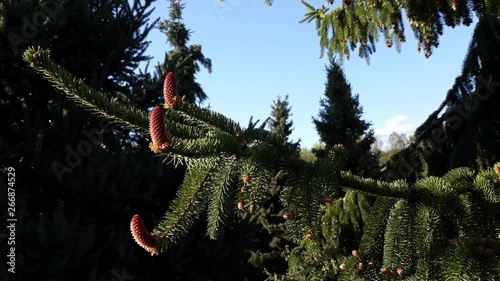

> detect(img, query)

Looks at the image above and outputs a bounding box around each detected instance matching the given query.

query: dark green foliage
[313,59,379,177]
[269,95,294,140]
[293,0,499,62]
[382,17,500,183]
[156,0,212,104]
[10,1,500,280]
[313,60,368,150]
[0,1,257,280]
[23,44,500,280]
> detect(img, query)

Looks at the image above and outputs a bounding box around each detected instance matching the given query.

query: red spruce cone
[164,72,179,109]
[130,214,159,256]
[149,106,172,153]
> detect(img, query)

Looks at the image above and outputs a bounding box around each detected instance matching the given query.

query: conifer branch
[358,197,397,258]
[163,116,211,139]
[206,156,238,239]
[382,200,415,272]
[161,154,219,170]
[153,162,215,251]
[170,133,239,157]
[164,108,230,136]
[413,205,444,280]
[281,164,325,242]
[23,47,149,133]
[340,171,411,199]
[239,159,273,213]
[177,100,241,135]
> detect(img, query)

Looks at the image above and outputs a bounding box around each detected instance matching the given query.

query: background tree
[376,132,411,165]
[381,18,500,182]
[276,0,500,183]
[155,0,212,105]
[268,94,294,140]
[371,136,384,154]
[312,59,379,177]
[246,94,302,280]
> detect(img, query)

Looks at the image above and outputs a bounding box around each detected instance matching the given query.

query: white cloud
[375,115,417,136]
[374,115,418,149]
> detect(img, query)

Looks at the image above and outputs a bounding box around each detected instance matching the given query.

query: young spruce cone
[164,72,180,109]
[130,214,159,256]
[149,106,172,153]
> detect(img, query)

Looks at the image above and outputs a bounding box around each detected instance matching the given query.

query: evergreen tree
[269,95,294,140]
[246,95,301,280]
[312,59,379,177]
[26,48,500,280]
[155,0,212,105]
[0,1,167,280]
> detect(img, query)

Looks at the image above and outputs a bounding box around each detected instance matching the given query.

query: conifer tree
[269,95,294,140]
[260,1,500,182]
[246,95,301,280]
[312,59,379,177]
[24,47,500,280]
[155,0,212,104]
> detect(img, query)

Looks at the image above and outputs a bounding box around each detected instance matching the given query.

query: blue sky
[137,0,476,149]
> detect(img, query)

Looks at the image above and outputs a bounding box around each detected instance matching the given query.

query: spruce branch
[239,158,274,213]
[442,167,476,194]
[163,116,211,139]
[340,171,411,199]
[164,108,218,136]
[161,154,220,170]
[206,156,238,239]
[281,163,326,242]
[382,200,416,272]
[358,197,397,258]
[153,162,215,251]
[413,205,444,280]
[169,133,239,158]
[474,169,500,204]
[177,100,241,135]
[23,47,149,132]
